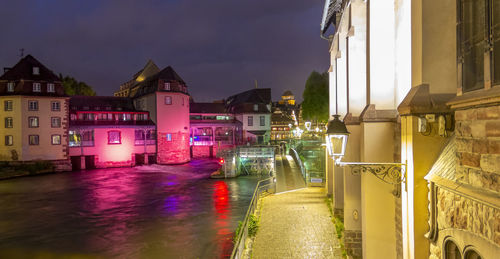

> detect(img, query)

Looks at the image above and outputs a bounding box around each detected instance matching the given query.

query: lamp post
[326,115,406,189]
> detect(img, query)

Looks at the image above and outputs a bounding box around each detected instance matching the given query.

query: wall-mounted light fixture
[326,115,406,188]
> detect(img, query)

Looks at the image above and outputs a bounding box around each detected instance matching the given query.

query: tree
[59,74,96,96]
[301,71,329,124]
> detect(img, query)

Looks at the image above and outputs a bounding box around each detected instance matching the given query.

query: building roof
[226,88,271,106]
[132,66,188,98]
[70,96,138,112]
[190,102,228,114]
[282,90,293,96]
[0,55,60,82]
[321,0,343,35]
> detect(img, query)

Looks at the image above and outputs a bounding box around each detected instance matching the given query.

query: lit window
[28,101,38,111]
[70,114,77,120]
[29,135,39,145]
[5,135,13,146]
[51,117,61,128]
[51,135,61,145]
[260,115,265,126]
[164,82,171,91]
[165,96,172,105]
[108,131,121,144]
[47,83,55,93]
[166,133,172,141]
[32,67,40,75]
[4,100,13,111]
[7,82,14,92]
[28,117,39,128]
[51,101,60,111]
[33,83,41,92]
[248,116,253,126]
[5,117,13,128]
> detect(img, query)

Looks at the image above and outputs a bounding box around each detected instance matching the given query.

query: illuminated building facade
[117,61,191,164]
[225,88,272,145]
[189,102,242,158]
[322,0,499,258]
[0,55,71,171]
[68,96,156,169]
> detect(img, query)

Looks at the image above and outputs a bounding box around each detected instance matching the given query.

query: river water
[0,159,261,258]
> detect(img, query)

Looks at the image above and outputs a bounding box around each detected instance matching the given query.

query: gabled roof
[190,102,227,114]
[70,96,138,112]
[226,88,271,106]
[132,66,188,98]
[0,55,60,82]
[133,59,160,80]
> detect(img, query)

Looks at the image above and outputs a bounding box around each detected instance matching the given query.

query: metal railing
[289,148,307,182]
[230,177,276,259]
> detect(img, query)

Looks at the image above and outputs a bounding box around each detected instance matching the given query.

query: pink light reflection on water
[213,180,234,258]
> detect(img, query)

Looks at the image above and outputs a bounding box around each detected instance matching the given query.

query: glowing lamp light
[305,121,312,131]
[326,115,349,160]
[218,157,225,165]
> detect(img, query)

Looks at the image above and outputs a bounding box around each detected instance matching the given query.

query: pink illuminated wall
[155,92,190,164]
[69,127,155,168]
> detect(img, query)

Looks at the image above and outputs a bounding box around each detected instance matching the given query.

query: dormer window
[47,83,55,93]
[33,67,40,75]
[164,82,171,91]
[33,83,41,92]
[7,82,14,92]
[254,104,258,111]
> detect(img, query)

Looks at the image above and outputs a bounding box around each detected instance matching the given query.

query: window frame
[28,116,39,128]
[7,82,14,92]
[28,100,38,111]
[32,82,41,92]
[47,83,55,93]
[458,0,500,92]
[51,101,61,111]
[5,135,13,146]
[51,134,61,145]
[51,117,61,128]
[107,130,122,144]
[165,96,172,105]
[248,116,253,126]
[29,135,39,145]
[260,115,265,126]
[5,117,13,128]
[4,100,13,111]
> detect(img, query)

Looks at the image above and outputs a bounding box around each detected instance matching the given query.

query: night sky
[0,0,329,102]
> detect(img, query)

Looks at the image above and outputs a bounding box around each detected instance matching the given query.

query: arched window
[464,249,481,259]
[444,240,461,259]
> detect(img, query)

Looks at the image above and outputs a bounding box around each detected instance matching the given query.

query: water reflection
[0,159,260,258]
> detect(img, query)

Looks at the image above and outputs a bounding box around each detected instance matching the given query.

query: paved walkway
[252,187,342,258]
[275,154,306,193]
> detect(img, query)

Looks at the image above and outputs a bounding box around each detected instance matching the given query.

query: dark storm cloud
[0,0,328,102]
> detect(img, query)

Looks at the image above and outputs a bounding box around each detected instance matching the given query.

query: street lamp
[326,115,406,187]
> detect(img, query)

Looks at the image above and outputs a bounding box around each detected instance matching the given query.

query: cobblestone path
[252,187,342,258]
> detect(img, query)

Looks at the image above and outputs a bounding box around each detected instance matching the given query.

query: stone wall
[345,229,362,258]
[191,145,217,158]
[436,188,500,246]
[157,132,190,164]
[455,106,500,194]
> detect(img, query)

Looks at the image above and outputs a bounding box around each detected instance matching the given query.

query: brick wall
[157,132,190,164]
[455,106,500,194]
[345,230,362,258]
[192,146,217,158]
